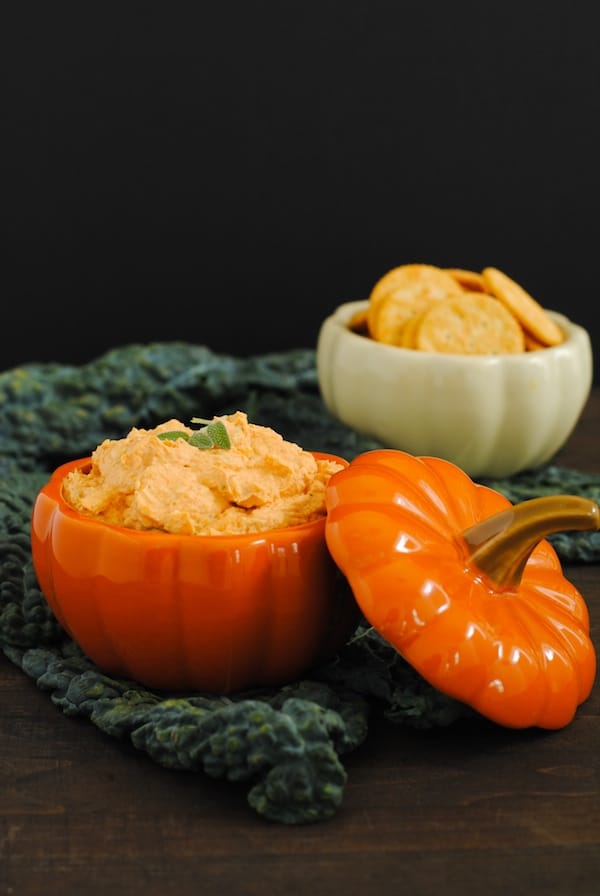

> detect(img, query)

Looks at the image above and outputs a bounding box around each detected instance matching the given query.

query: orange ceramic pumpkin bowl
[31,454,359,695]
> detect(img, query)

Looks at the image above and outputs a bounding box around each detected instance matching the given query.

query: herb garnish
[157,417,231,450]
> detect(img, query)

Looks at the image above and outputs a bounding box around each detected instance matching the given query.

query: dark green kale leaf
[4,640,367,824]
[479,465,600,562]
[315,625,471,729]
[130,695,356,823]
[0,537,64,648]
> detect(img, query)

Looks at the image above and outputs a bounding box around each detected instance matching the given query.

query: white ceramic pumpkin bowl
[316,300,593,479]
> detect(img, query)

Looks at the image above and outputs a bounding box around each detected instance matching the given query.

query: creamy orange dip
[62,412,343,535]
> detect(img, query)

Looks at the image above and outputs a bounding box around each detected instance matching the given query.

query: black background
[2,3,599,380]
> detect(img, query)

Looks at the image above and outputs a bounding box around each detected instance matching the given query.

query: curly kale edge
[1,342,599,824]
[4,641,370,824]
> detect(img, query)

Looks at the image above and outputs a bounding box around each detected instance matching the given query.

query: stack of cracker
[350,263,564,354]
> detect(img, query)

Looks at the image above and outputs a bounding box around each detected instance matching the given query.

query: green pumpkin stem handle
[462,495,600,588]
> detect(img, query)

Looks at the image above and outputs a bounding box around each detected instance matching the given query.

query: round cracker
[347,307,370,336]
[415,292,526,355]
[399,310,427,348]
[367,263,462,338]
[370,291,435,345]
[481,267,563,346]
[369,263,463,305]
[369,264,456,302]
[445,267,487,292]
[524,331,547,351]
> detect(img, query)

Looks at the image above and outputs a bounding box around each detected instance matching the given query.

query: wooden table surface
[2,391,599,896]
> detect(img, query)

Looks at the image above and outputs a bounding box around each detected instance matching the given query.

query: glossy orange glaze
[31,454,359,694]
[325,448,597,730]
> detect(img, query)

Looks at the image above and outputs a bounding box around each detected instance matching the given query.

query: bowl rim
[324,300,586,364]
[39,452,349,543]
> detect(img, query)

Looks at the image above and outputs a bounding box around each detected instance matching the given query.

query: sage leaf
[204,420,231,449]
[188,431,215,449]
[157,431,190,443]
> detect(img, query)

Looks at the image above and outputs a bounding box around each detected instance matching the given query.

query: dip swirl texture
[62,412,343,536]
